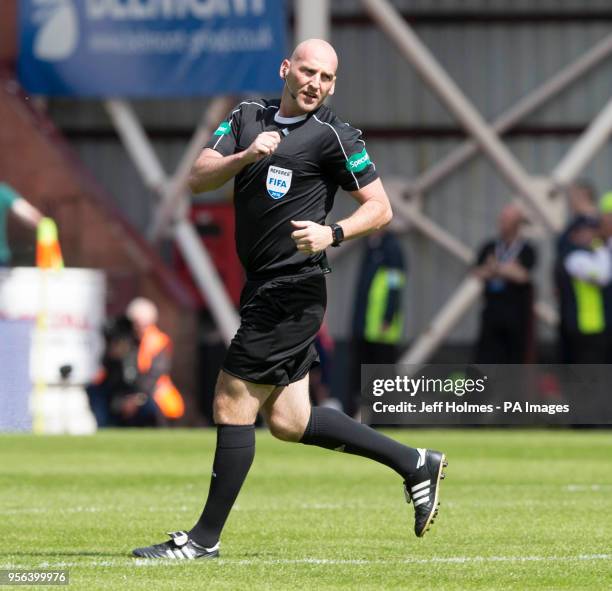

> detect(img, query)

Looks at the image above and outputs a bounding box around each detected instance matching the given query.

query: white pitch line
[0,503,369,517]
[0,554,609,570]
[564,484,612,492]
[0,505,195,516]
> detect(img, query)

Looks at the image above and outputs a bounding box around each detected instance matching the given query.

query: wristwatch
[329,223,344,247]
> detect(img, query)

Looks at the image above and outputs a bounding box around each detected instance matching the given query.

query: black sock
[189,425,255,547]
[300,407,420,478]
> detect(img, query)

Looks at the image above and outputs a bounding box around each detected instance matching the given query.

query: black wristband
[330,223,344,247]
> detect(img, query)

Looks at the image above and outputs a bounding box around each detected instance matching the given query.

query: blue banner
[18,0,286,97]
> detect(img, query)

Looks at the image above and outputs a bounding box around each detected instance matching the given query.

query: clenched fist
[243,131,281,163]
[290,220,334,254]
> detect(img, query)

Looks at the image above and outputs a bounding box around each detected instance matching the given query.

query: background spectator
[554,215,610,363]
[86,314,148,427]
[0,182,43,266]
[125,297,185,422]
[598,192,612,362]
[87,298,184,427]
[557,179,599,257]
[351,228,407,414]
[473,204,537,363]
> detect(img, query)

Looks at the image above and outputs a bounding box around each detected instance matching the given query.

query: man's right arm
[188,149,249,193]
[188,131,281,193]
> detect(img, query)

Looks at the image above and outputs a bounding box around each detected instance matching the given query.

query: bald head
[279,39,338,116]
[290,39,338,72]
[126,297,158,335]
[498,203,526,240]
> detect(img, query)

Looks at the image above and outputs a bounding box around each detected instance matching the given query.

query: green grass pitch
[0,429,610,590]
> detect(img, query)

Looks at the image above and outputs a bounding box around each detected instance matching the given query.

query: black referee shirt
[205,98,379,279]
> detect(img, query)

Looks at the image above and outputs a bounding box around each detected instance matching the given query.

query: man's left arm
[291,179,392,253]
[0,183,43,229]
[11,198,44,228]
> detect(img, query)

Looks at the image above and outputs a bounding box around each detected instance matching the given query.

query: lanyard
[495,239,523,263]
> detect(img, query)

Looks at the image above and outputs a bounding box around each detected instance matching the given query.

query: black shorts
[223,271,327,386]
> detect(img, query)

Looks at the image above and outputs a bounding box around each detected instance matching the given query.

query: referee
[133,39,447,560]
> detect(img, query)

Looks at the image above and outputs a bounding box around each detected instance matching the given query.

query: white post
[534,301,558,327]
[361,0,559,232]
[295,0,330,42]
[410,34,612,196]
[391,199,474,264]
[551,97,612,186]
[104,100,166,193]
[400,275,483,364]
[149,96,236,241]
[174,220,239,345]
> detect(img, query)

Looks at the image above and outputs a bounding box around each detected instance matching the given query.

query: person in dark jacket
[351,229,407,412]
[555,215,611,363]
[87,298,183,427]
[556,179,598,259]
[473,204,537,363]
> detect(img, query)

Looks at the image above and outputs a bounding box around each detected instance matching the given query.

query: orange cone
[36,217,64,269]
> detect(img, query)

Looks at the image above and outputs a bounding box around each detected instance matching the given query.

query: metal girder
[105,99,239,345]
[400,275,483,365]
[174,220,240,345]
[331,34,612,267]
[357,0,612,365]
[393,90,612,364]
[105,101,166,193]
[384,185,558,322]
[551,97,612,187]
[149,97,236,241]
[361,0,559,232]
[410,34,612,197]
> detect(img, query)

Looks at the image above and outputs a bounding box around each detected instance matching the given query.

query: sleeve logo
[346,148,372,173]
[213,121,231,136]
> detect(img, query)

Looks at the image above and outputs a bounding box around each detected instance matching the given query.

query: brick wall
[0,0,16,66]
